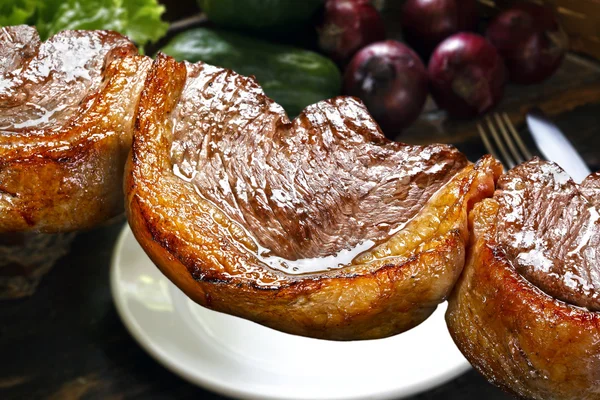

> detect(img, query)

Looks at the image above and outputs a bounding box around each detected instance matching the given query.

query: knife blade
[526,108,591,183]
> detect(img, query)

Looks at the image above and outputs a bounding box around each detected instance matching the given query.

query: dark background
[0,221,511,400]
[2,1,600,399]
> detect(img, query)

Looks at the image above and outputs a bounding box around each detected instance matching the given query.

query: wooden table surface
[2,2,600,399]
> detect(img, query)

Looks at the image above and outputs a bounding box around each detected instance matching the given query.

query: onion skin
[318,0,386,65]
[401,0,479,56]
[428,33,506,118]
[343,40,428,134]
[486,4,568,84]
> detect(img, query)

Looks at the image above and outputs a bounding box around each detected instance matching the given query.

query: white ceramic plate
[111,225,471,400]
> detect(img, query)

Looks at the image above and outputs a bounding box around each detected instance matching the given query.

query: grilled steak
[494,159,600,310]
[0,26,151,232]
[172,62,469,263]
[447,159,600,400]
[582,171,600,207]
[127,54,500,340]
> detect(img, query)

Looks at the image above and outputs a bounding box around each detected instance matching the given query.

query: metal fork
[477,113,533,170]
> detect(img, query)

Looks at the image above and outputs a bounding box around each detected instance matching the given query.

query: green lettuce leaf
[35,0,168,48]
[0,0,37,26]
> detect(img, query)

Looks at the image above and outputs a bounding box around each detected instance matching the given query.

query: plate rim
[110,224,471,400]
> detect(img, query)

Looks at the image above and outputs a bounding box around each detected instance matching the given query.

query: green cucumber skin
[160,28,341,117]
[198,0,324,31]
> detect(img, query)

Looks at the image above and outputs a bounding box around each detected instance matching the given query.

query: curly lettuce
[0,0,168,49]
[0,0,37,27]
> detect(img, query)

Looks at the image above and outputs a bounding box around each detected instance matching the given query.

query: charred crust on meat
[0,26,151,233]
[125,53,502,340]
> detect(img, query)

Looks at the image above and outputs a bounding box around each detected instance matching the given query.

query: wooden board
[477,0,600,60]
[400,53,600,172]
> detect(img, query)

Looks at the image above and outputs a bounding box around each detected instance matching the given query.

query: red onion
[401,0,479,56]
[318,0,386,65]
[428,33,506,118]
[344,40,428,134]
[486,4,568,84]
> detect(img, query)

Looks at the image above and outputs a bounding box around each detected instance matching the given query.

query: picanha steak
[126,54,500,340]
[447,158,600,400]
[0,26,151,233]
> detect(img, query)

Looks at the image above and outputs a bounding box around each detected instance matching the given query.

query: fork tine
[502,113,533,161]
[477,123,502,164]
[494,113,525,165]
[486,115,516,169]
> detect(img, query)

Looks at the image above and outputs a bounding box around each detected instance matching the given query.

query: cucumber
[198,0,324,32]
[160,28,341,117]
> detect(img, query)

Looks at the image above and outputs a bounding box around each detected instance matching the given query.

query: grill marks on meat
[494,159,600,310]
[171,62,468,263]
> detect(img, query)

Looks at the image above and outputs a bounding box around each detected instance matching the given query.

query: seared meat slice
[494,159,600,310]
[0,26,151,233]
[126,54,500,340]
[581,171,600,207]
[173,62,468,262]
[447,159,600,400]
